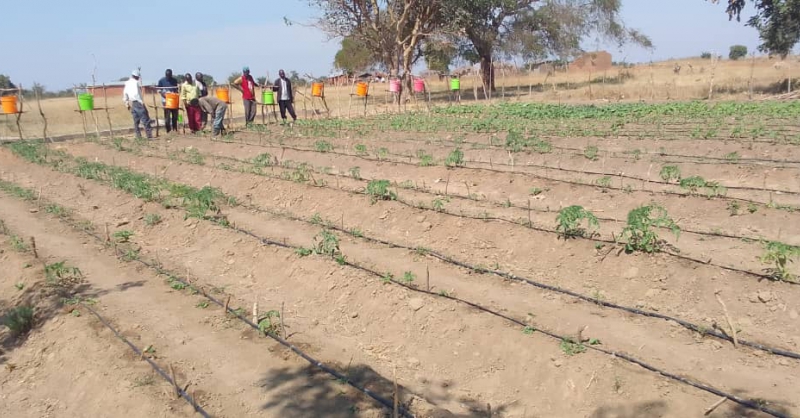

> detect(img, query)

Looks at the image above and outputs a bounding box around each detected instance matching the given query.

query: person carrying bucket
[232,66,257,125]
[180,73,202,133]
[157,69,179,133]
[273,69,297,125]
[195,72,209,130]
[198,96,228,136]
[123,70,152,139]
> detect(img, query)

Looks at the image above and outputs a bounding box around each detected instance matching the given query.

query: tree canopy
[314,0,650,94]
[334,35,382,74]
[711,0,800,57]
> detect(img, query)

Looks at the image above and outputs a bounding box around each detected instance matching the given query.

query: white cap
[131,69,141,77]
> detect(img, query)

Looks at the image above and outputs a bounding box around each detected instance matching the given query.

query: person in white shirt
[123,70,152,139]
[272,69,297,125]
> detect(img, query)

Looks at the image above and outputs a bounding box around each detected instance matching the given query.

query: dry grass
[2,56,798,139]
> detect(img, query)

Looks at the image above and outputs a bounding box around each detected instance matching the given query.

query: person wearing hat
[232,66,257,125]
[123,69,152,139]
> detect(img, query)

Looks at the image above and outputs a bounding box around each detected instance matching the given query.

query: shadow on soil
[0,253,146,365]
[258,361,503,417]
[590,401,668,418]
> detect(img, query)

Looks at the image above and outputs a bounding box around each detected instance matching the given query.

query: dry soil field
[1,100,799,417]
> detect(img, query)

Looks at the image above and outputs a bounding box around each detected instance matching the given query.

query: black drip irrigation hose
[208,141,773,244]
[272,140,800,198]
[271,127,800,168]
[4,179,793,418]
[181,145,780,282]
[231,221,791,418]
[73,225,415,418]
[225,138,789,211]
[80,303,212,418]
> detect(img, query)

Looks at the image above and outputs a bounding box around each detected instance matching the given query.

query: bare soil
[1,125,799,417]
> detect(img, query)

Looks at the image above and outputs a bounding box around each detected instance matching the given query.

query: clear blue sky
[3,0,765,90]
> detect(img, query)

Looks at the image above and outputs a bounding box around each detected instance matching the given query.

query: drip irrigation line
[231,217,792,418]
[3,177,793,418]
[91,141,784,282]
[224,138,788,209]
[54,214,415,418]
[264,128,800,168]
[80,303,212,418]
[270,140,800,197]
[227,197,800,360]
[204,141,774,243]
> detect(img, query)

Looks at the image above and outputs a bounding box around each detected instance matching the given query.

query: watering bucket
[216,87,230,103]
[413,79,425,93]
[311,82,324,97]
[356,82,369,97]
[389,79,401,93]
[262,90,275,105]
[178,113,184,123]
[0,96,17,114]
[164,93,180,109]
[450,78,461,91]
[78,93,94,111]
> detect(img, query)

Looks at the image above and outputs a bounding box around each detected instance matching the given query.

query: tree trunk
[479,54,496,94]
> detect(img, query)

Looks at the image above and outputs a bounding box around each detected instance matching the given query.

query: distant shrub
[729,45,747,61]
[700,52,712,59]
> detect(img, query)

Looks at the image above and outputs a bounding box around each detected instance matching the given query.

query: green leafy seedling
[445,148,464,167]
[402,271,416,283]
[3,306,34,335]
[659,165,681,182]
[314,140,334,153]
[257,310,281,335]
[113,230,134,243]
[759,241,800,282]
[583,145,599,161]
[144,213,162,226]
[619,204,680,253]
[560,338,586,356]
[9,235,28,252]
[555,206,599,239]
[366,180,397,203]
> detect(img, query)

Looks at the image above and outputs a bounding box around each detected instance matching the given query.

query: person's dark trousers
[278,100,297,122]
[164,108,178,132]
[131,102,153,139]
[243,99,257,124]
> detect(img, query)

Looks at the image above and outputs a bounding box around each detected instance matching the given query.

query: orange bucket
[311,82,324,97]
[165,93,180,109]
[356,82,369,97]
[216,87,230,103]
[1,96,18,114]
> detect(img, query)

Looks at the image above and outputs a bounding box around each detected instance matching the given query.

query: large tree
[308,0,444,92]
[712,0,800,57]
[446,0,651,92]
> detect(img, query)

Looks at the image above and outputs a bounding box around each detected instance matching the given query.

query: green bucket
[178,113,184,123]
[263,90,275,105]
[449,78,460,91]
[78,93,94,111]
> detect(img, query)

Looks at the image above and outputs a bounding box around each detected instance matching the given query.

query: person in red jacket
[233,66,257,125]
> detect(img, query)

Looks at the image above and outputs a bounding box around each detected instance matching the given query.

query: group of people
[123,66,299,139]
[155,69,228,135]
[232,67,298,126]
